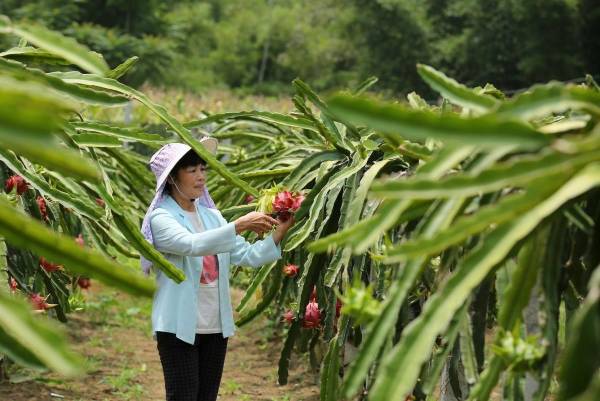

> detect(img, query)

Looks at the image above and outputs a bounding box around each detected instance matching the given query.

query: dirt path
[0,283,320,401]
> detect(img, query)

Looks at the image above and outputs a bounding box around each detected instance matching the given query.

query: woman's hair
[165,150,206,194]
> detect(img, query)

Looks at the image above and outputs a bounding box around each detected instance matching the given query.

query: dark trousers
[156,331,228,401]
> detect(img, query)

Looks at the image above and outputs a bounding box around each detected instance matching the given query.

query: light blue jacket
[149,195,281,344]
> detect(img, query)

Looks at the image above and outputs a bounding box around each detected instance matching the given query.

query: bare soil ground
[0,283,320,401]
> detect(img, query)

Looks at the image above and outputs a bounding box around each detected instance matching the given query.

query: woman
[140,141,294,401]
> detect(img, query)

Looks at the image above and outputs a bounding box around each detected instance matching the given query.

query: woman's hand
[234,212,279,235]
[272,215,295,245]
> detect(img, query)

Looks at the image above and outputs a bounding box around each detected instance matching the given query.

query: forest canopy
[1,0,597,95]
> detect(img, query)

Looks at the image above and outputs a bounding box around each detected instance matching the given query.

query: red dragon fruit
[303,300,321,329]
[336,298,343,319]
[29,293,56,311]
[282,263,299,278]
[39,256,61,273]
[75,234,85,248]
[272,191,304,222]
[4,175,29,195]
[9,277,17,293]
[244,194,255,204]
[36,196,49,221]
[282,310,295,325]
[77,277,91,289]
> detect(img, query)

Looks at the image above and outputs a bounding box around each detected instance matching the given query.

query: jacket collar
[160,194,213,230]
[161,194,187,219]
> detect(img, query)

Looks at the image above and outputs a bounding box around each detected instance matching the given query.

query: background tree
[579,0,600,76]
[0,0,597,94]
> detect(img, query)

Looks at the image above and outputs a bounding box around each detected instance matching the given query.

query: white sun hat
[140,138,218,274]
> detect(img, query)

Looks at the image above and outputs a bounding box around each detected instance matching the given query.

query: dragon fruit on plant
[272,191,305,222]
[282,263,299,277]
[4,175,29,195]
[29,293,57,311]
[256,186,304,222]
[36,196,49,221]
[75,234,85,248]
[335,298,343,319]
[282,310,295,325]
[39,256,61,273]
[302,300,321,329]
[9,277,18,293]
[77,277,91,289]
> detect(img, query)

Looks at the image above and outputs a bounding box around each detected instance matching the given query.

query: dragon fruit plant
[335,280,381,327]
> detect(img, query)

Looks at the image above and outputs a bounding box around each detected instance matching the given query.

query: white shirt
[184,210,222,334]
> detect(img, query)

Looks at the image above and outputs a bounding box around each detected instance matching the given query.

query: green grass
[103,364,147,400]
[222,378,241,395]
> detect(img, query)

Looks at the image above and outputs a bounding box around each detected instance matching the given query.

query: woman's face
[170,164,208,199]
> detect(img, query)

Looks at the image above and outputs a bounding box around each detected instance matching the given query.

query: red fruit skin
[282,310,294,324]
[302,301,321,329]
[282,264,299,277]
[4,176,15,193]
[78,277,91,289]
[39,256,61,273]
[273,191,294,212]
[335,298,342,319]
[272,191,304,221]
[95,198,106,208]
[29,293,50,310]
[9,277,18,293]
[5,175,29,195]
[244,195,255,204]
[291,194,305,210]
[75,234,85,248]
[36,196,49,221]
